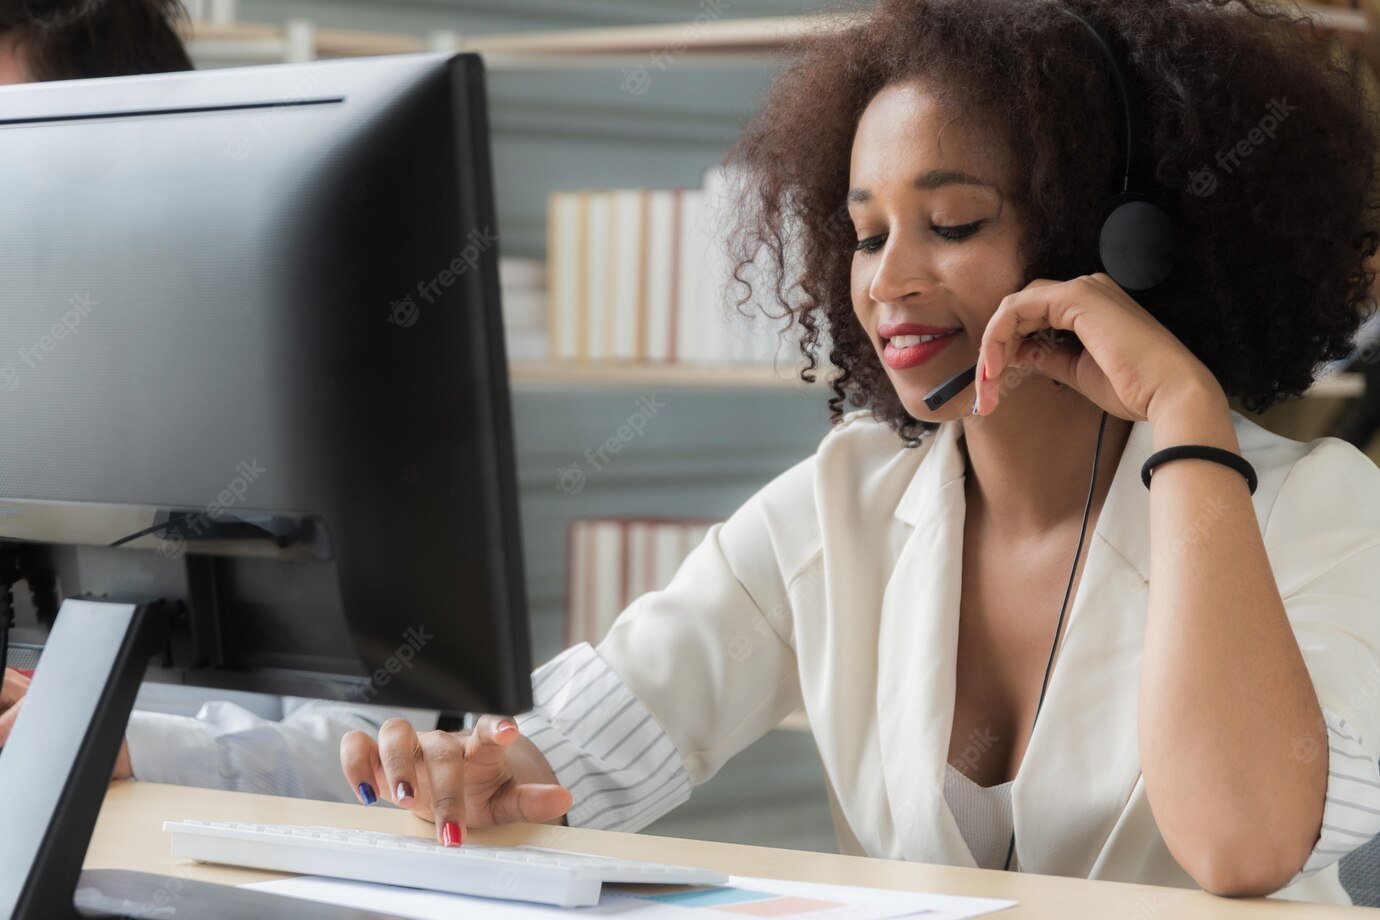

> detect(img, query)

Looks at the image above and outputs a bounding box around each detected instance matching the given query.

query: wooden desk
[86,781,1368,918]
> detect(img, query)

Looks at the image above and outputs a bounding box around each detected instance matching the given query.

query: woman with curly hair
[340,0,1373,903]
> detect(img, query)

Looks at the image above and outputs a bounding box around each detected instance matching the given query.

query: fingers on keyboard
[378,718,423,809]
[419,730,468,846]
[339,729,381,806]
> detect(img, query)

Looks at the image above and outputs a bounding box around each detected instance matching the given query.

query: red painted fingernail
[979,362,987,382]
[442,821,463,847]
[497,720,516,734]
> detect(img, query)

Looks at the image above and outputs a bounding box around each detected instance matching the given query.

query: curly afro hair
[724,0,1380,446]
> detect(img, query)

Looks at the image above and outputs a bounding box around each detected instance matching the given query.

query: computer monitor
[0,53,531,919]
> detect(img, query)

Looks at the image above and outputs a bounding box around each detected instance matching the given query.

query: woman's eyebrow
[846,169,998,203]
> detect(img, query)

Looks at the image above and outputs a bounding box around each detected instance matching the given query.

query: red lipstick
[877,322,963,371]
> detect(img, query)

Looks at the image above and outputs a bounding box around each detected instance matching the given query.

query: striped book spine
[564,516,719,647]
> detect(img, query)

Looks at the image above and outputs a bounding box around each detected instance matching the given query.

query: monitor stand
[0,598,396,920]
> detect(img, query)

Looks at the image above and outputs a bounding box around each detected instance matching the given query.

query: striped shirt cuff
[1290,708,1380,884]
[514,642,691,833]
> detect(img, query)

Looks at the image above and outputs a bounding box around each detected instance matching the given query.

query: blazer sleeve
[515,457,814,833]
[514,641,696,831]
[1264,437,1380,878]
[1288,708,1380,884]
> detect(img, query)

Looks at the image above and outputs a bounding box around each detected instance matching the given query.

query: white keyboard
[164,820,728,908]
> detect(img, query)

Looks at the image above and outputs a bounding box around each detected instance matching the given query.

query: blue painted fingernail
[971,396,979,415]
[358,782,377,805]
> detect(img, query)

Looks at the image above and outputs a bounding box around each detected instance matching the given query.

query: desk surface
[87,782,1367,919]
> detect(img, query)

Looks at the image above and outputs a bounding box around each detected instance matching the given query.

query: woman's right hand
[340,714,572,846]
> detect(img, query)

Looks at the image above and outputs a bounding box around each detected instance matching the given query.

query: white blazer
[591,407,1380,904]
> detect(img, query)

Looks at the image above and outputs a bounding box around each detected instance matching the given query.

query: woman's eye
[933,220,987,241]
[854,219,987,254]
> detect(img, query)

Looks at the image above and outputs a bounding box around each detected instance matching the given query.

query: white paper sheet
[243,873,1015,919]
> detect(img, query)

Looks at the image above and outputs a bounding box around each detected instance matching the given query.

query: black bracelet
[1140,445,1257,495]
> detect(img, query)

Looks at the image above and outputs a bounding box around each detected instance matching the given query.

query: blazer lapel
[877,415,1157,873]
[1009,416,1155,876]
[876,419,976,866]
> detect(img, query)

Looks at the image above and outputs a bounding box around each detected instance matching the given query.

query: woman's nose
[868,236,936,306]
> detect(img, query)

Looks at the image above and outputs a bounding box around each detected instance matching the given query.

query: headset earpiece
[1099,194,1176,292]
[1060,4,1178,293]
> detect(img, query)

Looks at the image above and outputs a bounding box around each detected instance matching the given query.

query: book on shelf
[564,514,813,732]
[565,516,719,648]
[547,166,811,369]
[499,255,550,363]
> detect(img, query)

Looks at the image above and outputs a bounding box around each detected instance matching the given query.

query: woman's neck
[958,377,1134,540]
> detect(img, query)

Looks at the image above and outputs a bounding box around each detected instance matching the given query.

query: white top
[516,409,1380,906]
[943,764,1016,872]
[122,408,1380,906]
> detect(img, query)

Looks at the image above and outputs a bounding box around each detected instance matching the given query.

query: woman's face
[848,80,1028,421]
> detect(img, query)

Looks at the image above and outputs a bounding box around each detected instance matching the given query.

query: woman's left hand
[974,273,1223,422]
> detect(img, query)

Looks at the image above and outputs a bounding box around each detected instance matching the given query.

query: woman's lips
[881,329,961,370]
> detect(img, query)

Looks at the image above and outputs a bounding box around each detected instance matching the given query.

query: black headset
[1061,4,1178,292]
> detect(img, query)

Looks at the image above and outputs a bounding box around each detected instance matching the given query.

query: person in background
[0,0,192,84]
[0,0,435,803]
